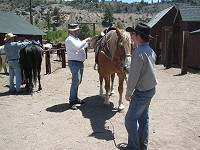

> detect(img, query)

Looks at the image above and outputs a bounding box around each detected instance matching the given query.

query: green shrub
[44,29,68,43]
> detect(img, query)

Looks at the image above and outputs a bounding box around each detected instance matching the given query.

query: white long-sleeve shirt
[65,34,88,62]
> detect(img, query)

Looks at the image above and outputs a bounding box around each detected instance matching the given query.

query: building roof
[0,11,45,35]
[190,29,200,34]
[147,6,174,28]
[179,6,200,22]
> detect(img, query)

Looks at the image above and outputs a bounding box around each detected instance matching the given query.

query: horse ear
[116,28,121,39]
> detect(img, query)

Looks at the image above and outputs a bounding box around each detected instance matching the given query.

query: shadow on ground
[46,103,69,112]
[79,95,118,141]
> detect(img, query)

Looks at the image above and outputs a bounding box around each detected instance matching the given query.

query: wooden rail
[1,48,66,75]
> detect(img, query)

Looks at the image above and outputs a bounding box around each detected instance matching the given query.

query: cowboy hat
[68,24,80,31]
[4,33,17,41]
[126,22,154,39]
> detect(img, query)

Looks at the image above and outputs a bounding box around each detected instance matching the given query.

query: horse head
[115,28,132,73]
[88,35,100,49]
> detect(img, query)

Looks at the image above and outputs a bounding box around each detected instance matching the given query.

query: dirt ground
[0,51,200,150]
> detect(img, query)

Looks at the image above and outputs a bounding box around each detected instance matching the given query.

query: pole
[30,0,33,24]
[181,31,189,75]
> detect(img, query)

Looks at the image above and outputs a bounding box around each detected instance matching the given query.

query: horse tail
[32,49,38,86]
[32,45,43,86]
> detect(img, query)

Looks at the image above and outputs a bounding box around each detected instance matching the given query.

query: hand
[85,37,91,42]
[125,95,131,101]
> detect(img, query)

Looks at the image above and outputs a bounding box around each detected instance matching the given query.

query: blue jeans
[68,61,84,102]
[8,60,22,92]
[125,87,156,150]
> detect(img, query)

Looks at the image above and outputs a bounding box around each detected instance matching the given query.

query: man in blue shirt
[125,22,157,150]
[4,33,29,93]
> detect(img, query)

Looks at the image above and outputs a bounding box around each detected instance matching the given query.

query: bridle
[101,32,132,74]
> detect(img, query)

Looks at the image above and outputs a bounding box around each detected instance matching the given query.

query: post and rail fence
[0,48,66,75]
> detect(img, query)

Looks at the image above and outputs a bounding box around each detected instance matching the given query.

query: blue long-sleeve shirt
[4,41,29,61]
[125,42,158,97]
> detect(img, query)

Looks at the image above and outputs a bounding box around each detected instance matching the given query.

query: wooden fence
[155,29,191,75]
[0,48,66,75]
[43,48,66,74]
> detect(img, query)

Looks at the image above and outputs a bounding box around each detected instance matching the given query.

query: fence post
[155,35,160,64]
[166,32,173,69]
[61,49,66,68]
[45,51,51,74]
[93,23,96,36]
[181,31,189,75]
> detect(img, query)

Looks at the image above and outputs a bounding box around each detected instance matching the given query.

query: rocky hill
[0,0,197,32]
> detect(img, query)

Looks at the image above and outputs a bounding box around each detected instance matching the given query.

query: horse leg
[37,66,42,91]
[30,71,34,91]
[118,74,125,111]
[110,73,115,95]
[99,75,104,98]
[104,76,111,106]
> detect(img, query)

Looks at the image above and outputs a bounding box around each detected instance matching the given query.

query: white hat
[68,24,80,31]
[4,33,17,41]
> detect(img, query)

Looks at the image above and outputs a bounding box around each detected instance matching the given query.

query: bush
[44,29,68,43]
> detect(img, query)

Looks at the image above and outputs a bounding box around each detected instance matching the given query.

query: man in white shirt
[65,24,91,110]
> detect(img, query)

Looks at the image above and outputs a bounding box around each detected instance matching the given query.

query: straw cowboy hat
[4,33,17,42]
[126,22,154,39]
[68,24,80,32]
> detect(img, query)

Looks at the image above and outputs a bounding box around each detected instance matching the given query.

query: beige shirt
[125,42,158,97]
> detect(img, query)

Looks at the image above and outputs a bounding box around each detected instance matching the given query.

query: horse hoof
[118,104,125,111]
[103,100,110,105]
[110,91,115,94]
[99,93,104,99]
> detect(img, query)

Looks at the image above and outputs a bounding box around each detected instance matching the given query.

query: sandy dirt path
[0,52,200,150]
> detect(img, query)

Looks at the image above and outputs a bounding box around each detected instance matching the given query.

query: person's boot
[69,101,77,110]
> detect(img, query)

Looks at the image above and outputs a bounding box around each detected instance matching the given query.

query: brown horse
[90,28,132,110]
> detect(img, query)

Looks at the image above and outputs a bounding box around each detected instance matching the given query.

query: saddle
[30,40,42,47]
[95,27,116,64]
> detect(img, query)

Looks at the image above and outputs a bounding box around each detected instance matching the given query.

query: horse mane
[103,29,131,60]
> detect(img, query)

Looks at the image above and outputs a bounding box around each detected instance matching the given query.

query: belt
[8,59,19,61]
[68,60,83,63]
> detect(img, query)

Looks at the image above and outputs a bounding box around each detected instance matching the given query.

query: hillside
[0,0,198,33]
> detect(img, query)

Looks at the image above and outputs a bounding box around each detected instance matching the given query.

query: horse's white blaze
[124,54,132,72]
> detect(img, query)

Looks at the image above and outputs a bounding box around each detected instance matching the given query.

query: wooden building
[147,6,178,64]
[147,6,200,68]
[0,11,45,46]
[174,6,200,66]
[188,29,200,68]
